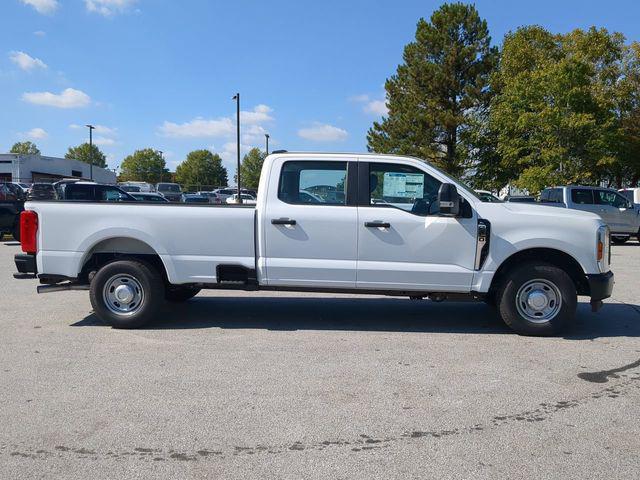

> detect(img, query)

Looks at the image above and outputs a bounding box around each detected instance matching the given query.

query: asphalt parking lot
[1,239,639,479]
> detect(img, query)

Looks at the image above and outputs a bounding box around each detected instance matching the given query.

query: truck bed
[28,201,256,284]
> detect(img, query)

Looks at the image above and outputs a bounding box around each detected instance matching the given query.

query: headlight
[596,225,610,273]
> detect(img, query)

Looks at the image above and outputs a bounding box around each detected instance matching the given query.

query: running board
[37,283,90,294]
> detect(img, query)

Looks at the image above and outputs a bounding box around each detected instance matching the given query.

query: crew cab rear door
[356,159,477,292]
[261,157,358,288]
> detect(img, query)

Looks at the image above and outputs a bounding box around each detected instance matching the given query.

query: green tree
[367,2,498,176]
[175,149,228,188]
[614,42,640,187]
[65,143,107,168]
[10,141,40,155]
[489,26,628,193]
[239,148,265,190]
[120,149,168,183]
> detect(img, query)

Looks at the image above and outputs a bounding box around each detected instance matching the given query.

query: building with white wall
[0,153,116,184]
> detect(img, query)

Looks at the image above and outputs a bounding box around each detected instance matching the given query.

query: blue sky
[2,0,640,176]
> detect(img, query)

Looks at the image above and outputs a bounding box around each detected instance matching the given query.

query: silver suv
[540,186,640,244]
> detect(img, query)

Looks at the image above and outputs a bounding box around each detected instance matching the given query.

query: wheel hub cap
[114,284,135,304]
[103,274,144,316]
[527,290,549,310]
[515,279,562,323]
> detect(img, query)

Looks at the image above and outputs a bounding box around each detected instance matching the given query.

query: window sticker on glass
[382,172,424,199]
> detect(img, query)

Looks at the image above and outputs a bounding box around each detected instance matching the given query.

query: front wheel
[611,235,629,245]
[496,262,577,336]
[89,260,164,329]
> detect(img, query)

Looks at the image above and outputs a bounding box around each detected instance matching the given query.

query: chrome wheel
[103,274,145,316]
[515,279,562,323]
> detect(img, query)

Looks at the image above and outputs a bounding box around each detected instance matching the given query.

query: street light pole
[265,133,270,155]
[86,124,95,180]
[232,93,241,204]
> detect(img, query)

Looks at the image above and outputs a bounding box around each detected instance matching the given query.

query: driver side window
[368,163,442,216]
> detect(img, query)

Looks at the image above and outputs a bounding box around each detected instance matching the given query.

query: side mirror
[438,183,460,217]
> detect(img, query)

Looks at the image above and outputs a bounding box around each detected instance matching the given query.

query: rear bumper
[14,253,37,275]
[586,271,614,301]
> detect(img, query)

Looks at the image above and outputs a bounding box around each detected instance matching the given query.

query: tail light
[20,210,38,254]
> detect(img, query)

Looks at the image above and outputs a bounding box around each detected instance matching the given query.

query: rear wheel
[496,262,577,336]
[90,260,164,329]
[165,286,200,302]
[611,235,629,245]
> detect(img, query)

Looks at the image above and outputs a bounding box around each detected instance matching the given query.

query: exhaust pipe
[37,283,89,294]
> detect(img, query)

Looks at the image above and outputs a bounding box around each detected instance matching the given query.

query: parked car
[119,181,155,193]
[1,182,27,201]
[15,152,614,336]
[619,187,640,205]
[0,183,19,202]
[55,182,136,202]
[27,183,55,200]
[130,192,169,202]
[182,194,210,204]
[156,183,183,202]
[213,188,237,203]
[505,196,537,203]
[226,193,257,204]
[475,190,502,203]
[0,184,23,239]
[196,191,222,204]
[540,186,640,244]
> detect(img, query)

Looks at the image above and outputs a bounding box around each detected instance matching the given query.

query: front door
[263,159,358,288]
[595,189,638,233]
[356,161,477,292]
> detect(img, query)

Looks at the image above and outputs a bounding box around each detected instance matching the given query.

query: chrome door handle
[365,221,391,228]
[271,218,296,226]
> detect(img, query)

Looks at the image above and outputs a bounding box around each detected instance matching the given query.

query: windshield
[157,183,181,193]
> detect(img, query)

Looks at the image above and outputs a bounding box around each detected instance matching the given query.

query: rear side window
[66,185,94,200]
[540,188,563,203]
[278,161,347,205]
[571,189,594,205]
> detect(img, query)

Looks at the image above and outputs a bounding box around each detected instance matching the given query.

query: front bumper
[587,271,614,301]
[14,253,37,276]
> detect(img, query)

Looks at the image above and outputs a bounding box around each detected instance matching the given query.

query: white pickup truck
[14,152,614,336]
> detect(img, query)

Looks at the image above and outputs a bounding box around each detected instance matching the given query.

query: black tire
[496,262,577,336]
[165,286,200,302]
[89,259,165,329]
[611,235,629,245]
[12,221,20,241]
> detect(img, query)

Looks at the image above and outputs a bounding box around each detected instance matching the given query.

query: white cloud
[22,88,91,108]
[22,127,48,140]
[69,124,117,136]
[364,99,388,116]
[85,0,138,17]
[9,51,47,71]
[33,30,46,37]
[159,104,274,139]
[93,136,116,146]
[349,94,370,103]
[240,104,274,125]
[158,117,234,138]
[298,123,348,142]
[20,0,59,14]
[351,93,389,117]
